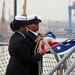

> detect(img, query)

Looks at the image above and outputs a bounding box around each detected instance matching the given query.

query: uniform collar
[17,31,26,38]
[29,30,38,36]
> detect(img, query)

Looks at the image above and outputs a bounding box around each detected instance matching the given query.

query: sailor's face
[28,23,39,32]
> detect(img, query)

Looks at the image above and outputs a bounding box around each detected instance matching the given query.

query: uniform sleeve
[17,39,42,63]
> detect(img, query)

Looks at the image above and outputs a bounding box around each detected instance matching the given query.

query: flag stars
[66,43,70,46]
[67,40,71,42]
[52,38,75,54]
[56,46,61,50]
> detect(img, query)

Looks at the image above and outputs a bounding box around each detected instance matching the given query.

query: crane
[22,0,27,16]
[1,0,5,24]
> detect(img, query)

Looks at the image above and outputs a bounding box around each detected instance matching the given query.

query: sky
[0,0,75,21]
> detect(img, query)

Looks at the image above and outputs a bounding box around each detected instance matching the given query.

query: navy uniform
[26,15,42,75]
[5,16,43,75]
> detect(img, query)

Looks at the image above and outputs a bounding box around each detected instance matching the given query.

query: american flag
[46,37,75,54]
[44,31,75,54]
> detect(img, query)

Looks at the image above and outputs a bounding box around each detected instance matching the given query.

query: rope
[42,38,56,54]
[34,38,41,54]
[34,37,56,54]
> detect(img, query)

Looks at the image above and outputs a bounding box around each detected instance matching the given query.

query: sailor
[5,16,45,75]
[25,15,44,75]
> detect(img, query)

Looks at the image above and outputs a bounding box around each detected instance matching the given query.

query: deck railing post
[48,47,75,75]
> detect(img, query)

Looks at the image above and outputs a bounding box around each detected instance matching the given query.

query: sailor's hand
[38,49,45,55]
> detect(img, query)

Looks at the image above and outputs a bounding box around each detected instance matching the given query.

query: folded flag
[40,31,75,55]
[48,38,75,54]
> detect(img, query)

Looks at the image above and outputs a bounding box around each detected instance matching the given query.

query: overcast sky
[0,0,75,21]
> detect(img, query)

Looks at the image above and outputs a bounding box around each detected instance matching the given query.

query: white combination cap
[15,16,27,21]
[27,15,36,21]
[27,15,41,24]
[10,16,29,31]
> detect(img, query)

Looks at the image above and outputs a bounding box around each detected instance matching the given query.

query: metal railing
[0,42,75,75]
[48,46,75,75]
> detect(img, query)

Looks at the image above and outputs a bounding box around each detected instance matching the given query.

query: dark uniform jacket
[25,30,41,75]
[5,31,42,75]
